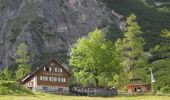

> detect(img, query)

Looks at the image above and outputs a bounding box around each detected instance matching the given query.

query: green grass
[0,93,170,100]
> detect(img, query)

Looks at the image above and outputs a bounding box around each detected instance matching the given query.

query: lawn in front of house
[0,93,170,100]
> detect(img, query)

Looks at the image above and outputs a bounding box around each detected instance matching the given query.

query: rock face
[0,0,121,68]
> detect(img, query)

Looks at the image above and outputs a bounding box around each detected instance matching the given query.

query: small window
[58,88,63,91]
[58,68,62,72]
[49,67,51,72]
[61,78,65,82]
[40,76,43,80]
[90,89,94,93]
[43,76,48,81]
[43,87,48,91]
[63,78,66,82]
[58,77,61,82]
[55,68,57,72]
[49,77,52,81]
[54,78,57,82]
[56,78,58,82]
[44,67,49,71]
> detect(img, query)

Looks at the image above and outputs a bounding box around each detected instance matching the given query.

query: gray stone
[0,0,122,68]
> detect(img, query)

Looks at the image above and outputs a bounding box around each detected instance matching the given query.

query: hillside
[0,0,120,68]
[0,0,170,68]
[101,0,170,50]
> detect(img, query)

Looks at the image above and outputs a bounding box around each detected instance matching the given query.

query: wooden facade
[127,84,151,94]
[21,59,71,94]
[127,79,151,94]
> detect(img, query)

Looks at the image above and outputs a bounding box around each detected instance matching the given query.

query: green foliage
[0,66,13,81]
[0,81,33,95]
[100,0,170,50]
[16,43,31,80]
[150,59,170,90]
[160,86,170,94]
[149,30,170,61]
[161,30,170,38]
[70,29,121,87]
[149,30,170,92]
[112,73,129,91]
[115,14,148,81]
[158,7,170,13]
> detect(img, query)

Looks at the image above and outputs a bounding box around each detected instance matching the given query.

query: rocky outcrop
[0,0,121,68]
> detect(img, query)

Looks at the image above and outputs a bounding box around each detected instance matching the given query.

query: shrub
[160,86,170,94]
[0,81,33,95]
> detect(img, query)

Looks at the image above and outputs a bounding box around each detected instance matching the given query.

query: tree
[115,14,148,81]
[16,43,31,80]
[161,30,170,38]
[151,60,170,90]
[69,29,120,87]
[149,30,170,91]
[149,30,170,61]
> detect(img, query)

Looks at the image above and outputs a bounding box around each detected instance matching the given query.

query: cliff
[0,0,121,68]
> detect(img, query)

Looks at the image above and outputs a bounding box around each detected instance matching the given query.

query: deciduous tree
[70,29,120,87]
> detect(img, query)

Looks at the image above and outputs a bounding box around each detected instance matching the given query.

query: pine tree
[115,14,147,81]
[16,43,31,80]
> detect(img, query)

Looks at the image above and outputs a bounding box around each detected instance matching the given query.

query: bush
[0,86,10,95]
[160,86,170,94]
[0,81,34,95]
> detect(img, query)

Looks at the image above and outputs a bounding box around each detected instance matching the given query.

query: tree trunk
[95,78,99,87]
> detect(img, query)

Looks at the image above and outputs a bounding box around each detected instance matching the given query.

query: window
[40,76,48,81]
[63,78,66,82]
[44,67,49,71]
[58,77,61,82]
[90,89,94,93]
[60,78,66,82]
[61,78,64,82]
[55,68,57,72]
[40,76,42,81]
[49,67,52,72]
[58,68,63,72]
[43,87,48,91]
[58,88,63,91]
[54,77,57,82]
[49,77,52,81]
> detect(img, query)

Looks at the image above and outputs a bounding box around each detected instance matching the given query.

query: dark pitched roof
[21,58,71,84]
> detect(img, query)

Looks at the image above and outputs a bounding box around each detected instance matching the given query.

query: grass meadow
[0,93,170,100]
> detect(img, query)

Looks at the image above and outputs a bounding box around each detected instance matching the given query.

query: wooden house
[21,59,71,94]
[127,79,151,94]
[127,84,151,94]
